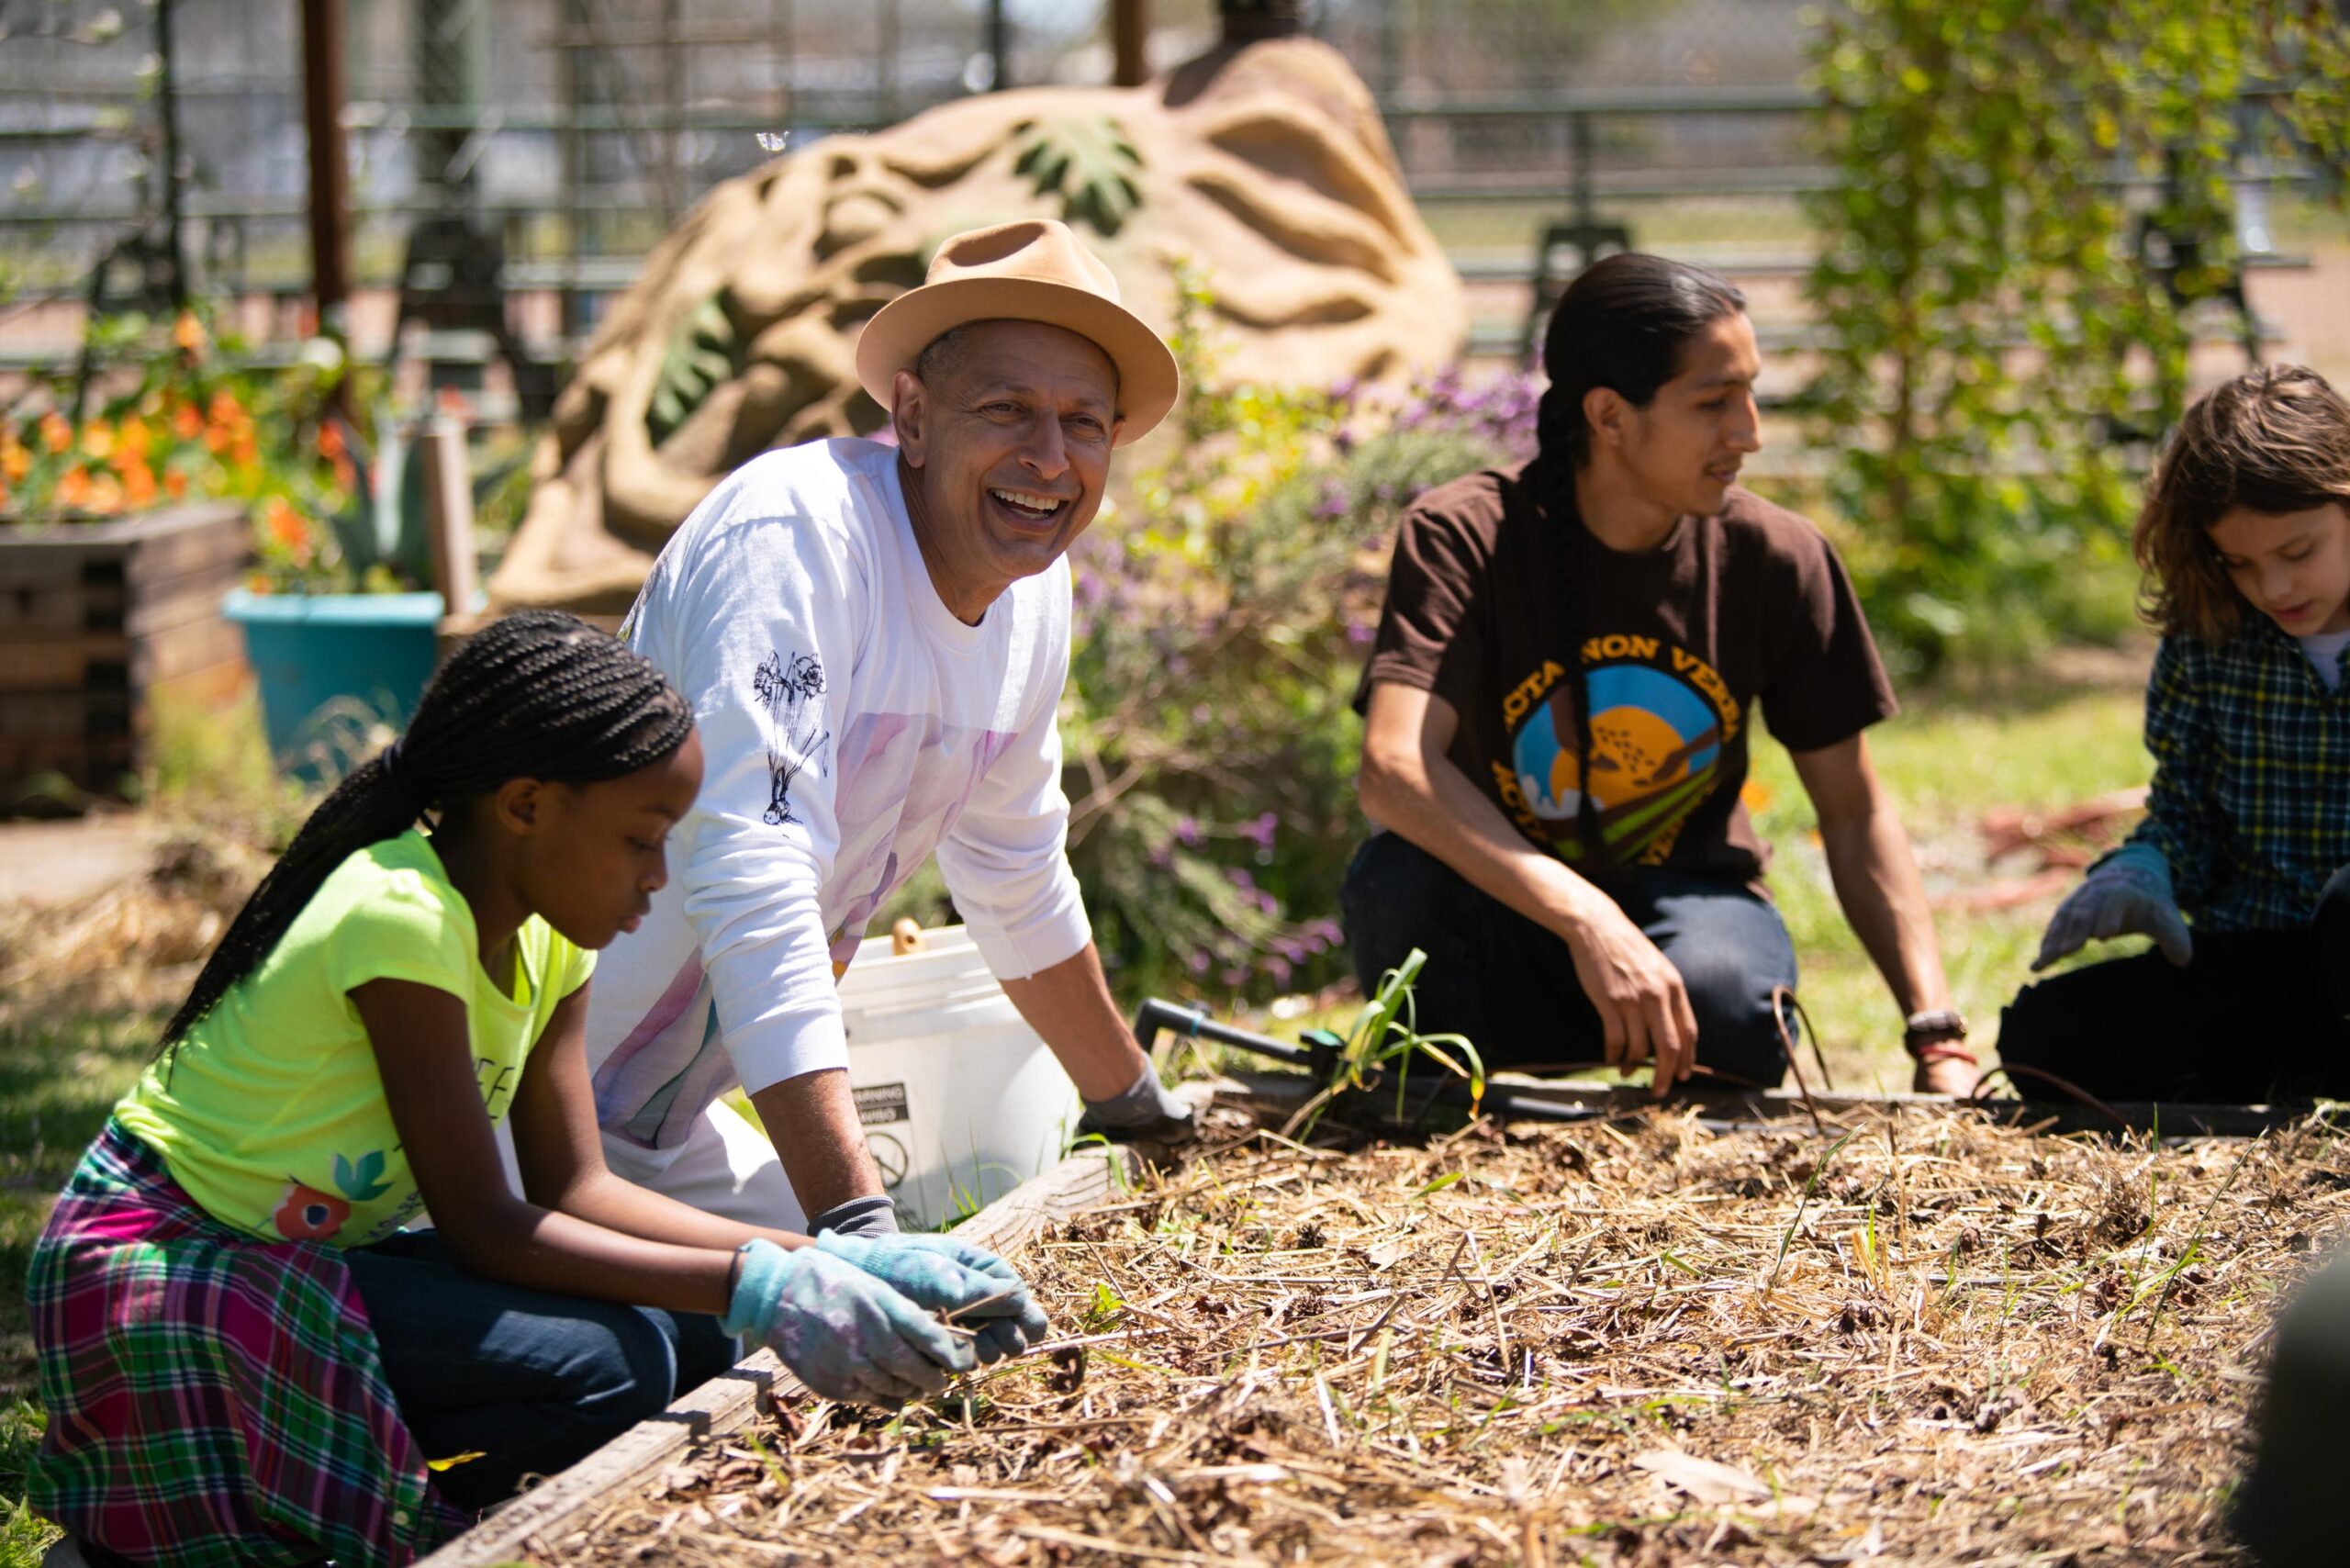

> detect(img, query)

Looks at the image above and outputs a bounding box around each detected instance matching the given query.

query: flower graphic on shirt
[269,1149,393,1242]
[753,648,831,827]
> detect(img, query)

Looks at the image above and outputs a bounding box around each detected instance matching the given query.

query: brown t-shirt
[1359,458,1896,884]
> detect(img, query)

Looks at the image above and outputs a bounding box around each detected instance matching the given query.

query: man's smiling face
[894,319,1124,624]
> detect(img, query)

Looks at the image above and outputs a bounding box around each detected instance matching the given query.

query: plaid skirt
[25,1120,470,1567]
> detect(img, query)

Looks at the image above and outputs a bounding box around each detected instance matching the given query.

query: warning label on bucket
[854,1082,910,1126]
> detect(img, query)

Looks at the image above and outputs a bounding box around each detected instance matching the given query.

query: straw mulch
[552,1101,2347,1566]
[0,832,261,1022]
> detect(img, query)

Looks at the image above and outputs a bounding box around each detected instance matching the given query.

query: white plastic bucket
[837,924,1080,1228]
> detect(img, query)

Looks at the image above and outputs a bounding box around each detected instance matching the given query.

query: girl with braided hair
[25,610,1046,1568]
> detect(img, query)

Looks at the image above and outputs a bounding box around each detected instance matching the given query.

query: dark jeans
[1339,832,1798,1086]
[1996,866,2350,1103]
[344,1231,737,1512]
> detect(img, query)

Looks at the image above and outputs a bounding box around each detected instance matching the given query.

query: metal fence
[1,0,2339,369]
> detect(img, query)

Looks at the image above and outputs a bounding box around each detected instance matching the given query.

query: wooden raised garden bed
[418,1080,2340,1565]
[0,500,250,796]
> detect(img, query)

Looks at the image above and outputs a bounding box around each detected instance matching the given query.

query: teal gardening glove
[2032,844,2195,971]
[815,1231,1051,1366]
[722,1239,976,1406]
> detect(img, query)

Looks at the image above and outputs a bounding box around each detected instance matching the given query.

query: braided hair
[161,609,694,1048]
[1533,254,1745,872]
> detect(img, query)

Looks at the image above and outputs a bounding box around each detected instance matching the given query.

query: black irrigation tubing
[1133,998,2320,1143]
[1136,999,1817,1135]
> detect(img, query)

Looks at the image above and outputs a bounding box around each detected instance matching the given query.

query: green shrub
[1803,0,2350,678]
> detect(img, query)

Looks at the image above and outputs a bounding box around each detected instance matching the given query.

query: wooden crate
[0,500,252,795]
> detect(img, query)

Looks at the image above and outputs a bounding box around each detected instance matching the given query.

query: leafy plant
[0,307,414,595]
[1802,0,2350,676]
[1281,947,1486,1137]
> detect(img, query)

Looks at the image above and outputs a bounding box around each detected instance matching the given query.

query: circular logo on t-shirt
[1501,645,1737,866]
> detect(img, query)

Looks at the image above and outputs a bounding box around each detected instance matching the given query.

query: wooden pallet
[0,501,251,791]
[414,1142,1144,1567]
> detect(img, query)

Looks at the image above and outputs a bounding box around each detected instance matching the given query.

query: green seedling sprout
[1281,948,1485,1138]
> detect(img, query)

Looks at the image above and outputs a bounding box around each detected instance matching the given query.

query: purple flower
[1175,815,1202,847]
[1188,949,1212,975]
[1220,966,1250,988]
[1266,957,1292,984]
[1226,867,1256,891]
[1243,811,1278,851]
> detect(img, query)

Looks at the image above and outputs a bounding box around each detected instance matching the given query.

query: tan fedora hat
[855,218,1180,446]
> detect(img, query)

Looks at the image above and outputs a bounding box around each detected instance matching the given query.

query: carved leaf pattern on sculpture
[648,292,741,446]
[1013,116,1147,237]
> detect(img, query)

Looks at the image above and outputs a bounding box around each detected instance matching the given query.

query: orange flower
[57,465,92,509]
[172,401,203,442]
[434,386,474,420]
[80,421,113,462]
[317,420,345,460]
[173,311,207,357]
[0,476,11,511]
[207,389,241,425]
[114,420,151,462]
[163,469,188,500]
[330,454,357,493]
[202,422,229,455]
[84,472,124,514]
[39,411,72,454]
[120,460,157,509]
[229,431,259,468]
[264,496,308,549]
[2,442,28,485]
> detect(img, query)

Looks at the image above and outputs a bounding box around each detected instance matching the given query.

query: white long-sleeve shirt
[583,439,1091,1154]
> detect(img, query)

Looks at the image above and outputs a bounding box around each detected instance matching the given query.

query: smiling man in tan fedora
[579,218,1192,1256]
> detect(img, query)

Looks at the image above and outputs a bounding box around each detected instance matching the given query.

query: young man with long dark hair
[1347,253,1970,1095]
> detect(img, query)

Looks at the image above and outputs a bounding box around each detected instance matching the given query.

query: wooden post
[419,418,478,616]
[299,0,352,342]
[1112,0,1148,86]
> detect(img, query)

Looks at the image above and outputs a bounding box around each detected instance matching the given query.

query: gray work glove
[2032,844,2194,970]
[807,1193,901,1238]
[1077,1064,1197,1141]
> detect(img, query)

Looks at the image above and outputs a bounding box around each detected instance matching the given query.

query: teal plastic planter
[221,588,444,781]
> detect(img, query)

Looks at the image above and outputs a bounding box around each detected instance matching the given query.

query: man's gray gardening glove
[2032,844,2194,970]
[722,1238,975,1407]
[1077,1064,1197,1143]
[807,1193,901,1238]
[815,1232,1050,1365]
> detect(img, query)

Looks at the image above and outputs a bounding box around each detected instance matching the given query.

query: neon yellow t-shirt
[115,829,595,1248]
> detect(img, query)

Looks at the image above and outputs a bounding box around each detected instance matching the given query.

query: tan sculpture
[489,35,1467,614]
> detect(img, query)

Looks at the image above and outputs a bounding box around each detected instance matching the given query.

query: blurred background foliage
[1805,0,2350,674]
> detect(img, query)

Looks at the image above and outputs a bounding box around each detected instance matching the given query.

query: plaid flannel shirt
[2122,621,2350,934]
